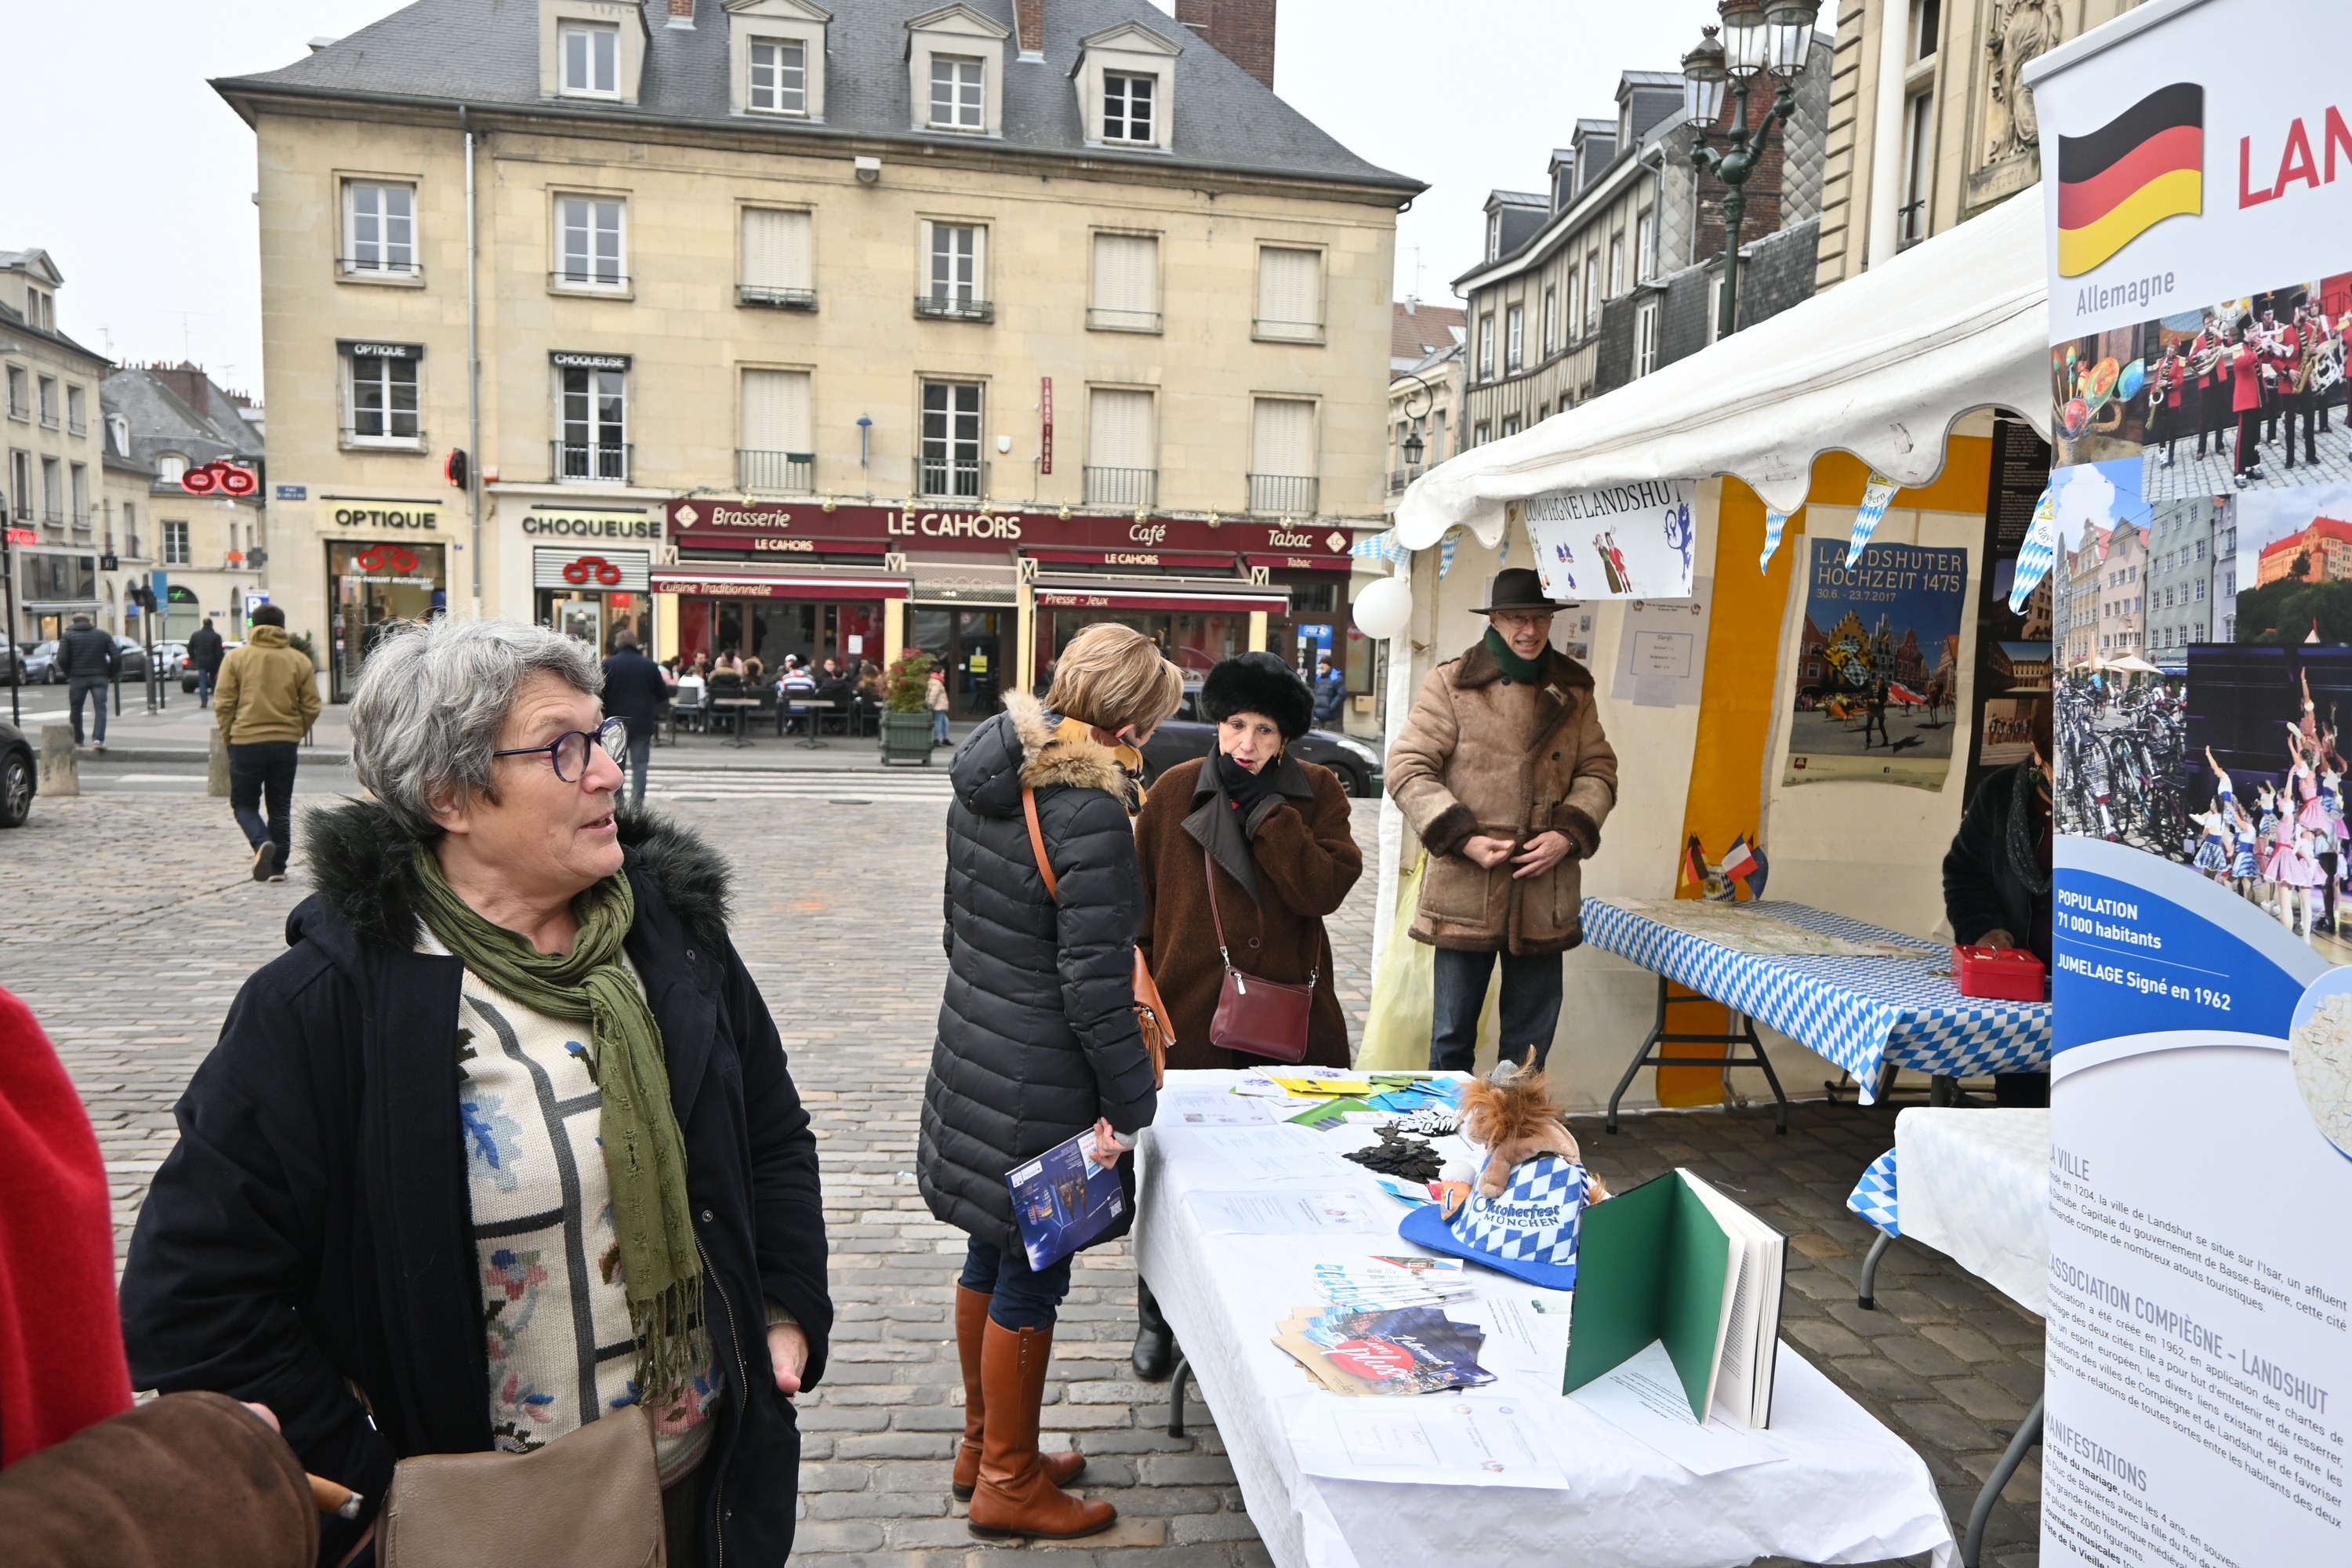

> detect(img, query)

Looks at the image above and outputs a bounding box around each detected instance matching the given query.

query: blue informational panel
[2034,6,2352,1560]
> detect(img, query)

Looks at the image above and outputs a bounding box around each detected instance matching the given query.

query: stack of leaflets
[1308,1255,1479,1312]
[1274,1305,1496,1396]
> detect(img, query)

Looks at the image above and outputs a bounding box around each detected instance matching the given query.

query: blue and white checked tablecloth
[1580,897,2051,1102]
[1847,1149,1901,1236]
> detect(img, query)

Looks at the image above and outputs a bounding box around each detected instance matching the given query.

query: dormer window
[561,22,619,95]
[749,38,806,113]
[930,54,984,129]
[1102,72,1153,143]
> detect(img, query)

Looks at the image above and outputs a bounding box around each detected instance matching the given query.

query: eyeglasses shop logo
[354,545,421,575]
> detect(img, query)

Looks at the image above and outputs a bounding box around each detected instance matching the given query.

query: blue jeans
[1430,946,1565,1073]
[960,1237,1073,1331]
[626,729,652,810]
[68,677,108,744]
[198,667,216,706]
[228,741,299,873]
[932,709,952,745]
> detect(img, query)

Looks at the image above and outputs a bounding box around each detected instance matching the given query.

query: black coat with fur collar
[118,802,831,1568]
[920,695,1158,1254]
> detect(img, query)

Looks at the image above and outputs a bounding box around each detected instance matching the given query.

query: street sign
[276,485,307,501]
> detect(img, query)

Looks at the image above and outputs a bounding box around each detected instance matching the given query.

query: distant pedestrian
[1311,655,1345,725]
[601,630,669,811]
[927,665,953,747]
[186,619,225,708]
[55,615,118,753]
[213,604,320,882]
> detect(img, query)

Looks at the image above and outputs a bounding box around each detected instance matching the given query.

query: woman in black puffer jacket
[920,624,1178,1542]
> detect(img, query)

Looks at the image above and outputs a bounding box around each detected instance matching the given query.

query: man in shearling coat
[1386,568,1620,1072]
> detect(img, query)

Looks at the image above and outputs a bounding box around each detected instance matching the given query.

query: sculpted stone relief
[1984,0,2066,163]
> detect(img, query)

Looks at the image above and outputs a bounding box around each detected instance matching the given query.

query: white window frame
[1583,255,1599,329]
[347,351,423,447]
[748,36,807,115]
[1505,305,1524,372]
[36,378,57,429]
[344,180,419,276]
[1632,299,1661,379]
[557,364,630,482]
[162,519,191,566]
[1476,314,1495,379]
[739,207,815,307]
[1900,90,1935,247]
[1253,246,1325,344]
[929,53,985,130]
[560,21,620,96]
[919,380,985,498]
[4,366,25,422]
[65,383,85,436]
[1635,209,1657,282]
[1541,286,1556,357]
[921,221,987,316]
[1102,71,1155,143]
[554,195,628,291]
[1087,231,1160,332]
[69,463,88,528]
[1609,234,1625,297]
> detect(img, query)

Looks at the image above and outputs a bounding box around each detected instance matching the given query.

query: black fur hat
[1200,652,1315,740]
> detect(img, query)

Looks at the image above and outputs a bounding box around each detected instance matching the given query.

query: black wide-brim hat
[1471,567,1563,614]
[1200,651,1315,740]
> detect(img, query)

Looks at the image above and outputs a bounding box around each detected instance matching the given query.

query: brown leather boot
[953,1287,1084,1501]
[967,1320,1116,1540]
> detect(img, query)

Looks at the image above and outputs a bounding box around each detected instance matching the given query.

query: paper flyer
[1287,1396,1570,1490]
[1006,1129,1125,1272]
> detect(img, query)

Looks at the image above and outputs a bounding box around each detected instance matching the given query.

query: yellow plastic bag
[1356,852,1500,1072]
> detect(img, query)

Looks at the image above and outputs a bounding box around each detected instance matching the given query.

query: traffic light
[129,582,158,615]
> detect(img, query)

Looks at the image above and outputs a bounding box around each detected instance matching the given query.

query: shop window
[554,195,626,290]
[344,181,418,276]
[557,363,628,482]
[1088,232,1160,332]
[748,37,807,114]
[740,207,815,308]
[930,54,984,129]
[1254,247,1324,344]
[347,347,423,446]
[919,380,983,499]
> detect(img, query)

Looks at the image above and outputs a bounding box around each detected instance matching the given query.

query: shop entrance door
[911,606,1009,719]
[328,540,448,702]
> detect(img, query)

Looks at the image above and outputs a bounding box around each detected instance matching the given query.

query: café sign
[664,499,1358,567]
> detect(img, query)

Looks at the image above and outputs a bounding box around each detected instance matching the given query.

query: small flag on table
[1681,836,1708,891]
[1722,833,1769,898]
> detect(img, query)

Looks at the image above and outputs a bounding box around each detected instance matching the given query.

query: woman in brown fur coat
[1135,653,1364,1073]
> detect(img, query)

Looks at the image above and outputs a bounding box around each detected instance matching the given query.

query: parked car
[1138,686,1385,798]
[0,637,20,685]
[0,718,34,828]
[25,641,60,684]
[110,637,153,681]
[181,641,242,692]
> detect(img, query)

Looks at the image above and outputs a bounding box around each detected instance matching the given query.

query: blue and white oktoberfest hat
[1397,1153,1588,1290]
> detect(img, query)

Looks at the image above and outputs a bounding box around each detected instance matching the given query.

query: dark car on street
[1138,686,1385,798]
[0,718,34,828]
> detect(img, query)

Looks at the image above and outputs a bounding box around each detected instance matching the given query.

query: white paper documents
[1567,1341,1787,1477]
[1185,1190,1383,1236]
[1289,1395,1570,1490]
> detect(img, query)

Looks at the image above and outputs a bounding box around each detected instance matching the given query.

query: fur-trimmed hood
[296,797,733,954]
[949,691,1129,819]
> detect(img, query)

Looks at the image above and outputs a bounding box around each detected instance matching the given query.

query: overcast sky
[1,0,1701,390]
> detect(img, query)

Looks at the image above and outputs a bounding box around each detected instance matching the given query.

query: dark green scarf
[412,847,710,1410]
[1484,626,1547,685]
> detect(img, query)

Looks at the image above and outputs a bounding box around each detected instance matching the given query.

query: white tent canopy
[1395,187,2052,548]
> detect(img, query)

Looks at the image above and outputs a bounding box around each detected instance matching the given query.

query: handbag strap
[1202,843,1318,986]
[1023,786,1058,899]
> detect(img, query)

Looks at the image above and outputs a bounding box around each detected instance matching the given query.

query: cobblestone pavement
[1,793,2038,1566]
[2139,419,2352,505]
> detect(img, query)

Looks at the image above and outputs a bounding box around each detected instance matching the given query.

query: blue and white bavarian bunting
[1845,472,1901,568]
[2009,485,2059,612]
[1760,508,1793,573]
[1439,527,1461,579]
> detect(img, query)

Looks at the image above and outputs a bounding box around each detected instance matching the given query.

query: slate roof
[213,0,1420,195]
[103,366,265,476]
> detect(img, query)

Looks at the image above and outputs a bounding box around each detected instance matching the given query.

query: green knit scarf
[412,846,710,1410]
[1484,626,1547,685]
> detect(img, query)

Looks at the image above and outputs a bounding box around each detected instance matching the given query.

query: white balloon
[1352,572,1412,641]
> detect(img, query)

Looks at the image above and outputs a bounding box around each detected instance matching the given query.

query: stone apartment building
[0,249,111,646]
[2095,518,2145,659]
[2057,523,2105,670]
[214,0,1417,706]
[1813,0,2150,292]
[1385,298,1462,499]
[2143,494,2220,664]
[102,365,271,642]
[1454,44,1829,446]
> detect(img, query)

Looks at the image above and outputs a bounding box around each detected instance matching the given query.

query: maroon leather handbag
[1203,846,1316,1063]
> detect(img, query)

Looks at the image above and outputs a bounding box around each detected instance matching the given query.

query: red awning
[650,568,910,601]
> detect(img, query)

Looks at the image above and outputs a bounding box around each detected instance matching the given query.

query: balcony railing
[1247,474,1319,515]
[739,449,815,493]
[40,507,64,526]
[554,441,632,484]
[1084,466,1157,509]
[739,284,817,310]
[1387,469,1413,495]
[1086,307,1161,334]
[1251,318,1326,345]
[913,292,994,325]
[913,456,987,500]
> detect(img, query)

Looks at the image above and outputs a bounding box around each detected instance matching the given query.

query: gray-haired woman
[119,619,831,1568]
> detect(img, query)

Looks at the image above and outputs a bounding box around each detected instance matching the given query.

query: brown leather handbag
[1022,786,1169,1087]
[1202,846,1316,1064]
[381,1406,664,1568]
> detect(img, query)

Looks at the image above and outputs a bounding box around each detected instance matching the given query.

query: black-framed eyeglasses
[492,716,629,782]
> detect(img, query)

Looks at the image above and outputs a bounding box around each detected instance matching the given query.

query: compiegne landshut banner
[2032,2,2352,1562]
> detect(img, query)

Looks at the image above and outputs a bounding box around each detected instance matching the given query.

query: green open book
[1561,1169,1788,1427]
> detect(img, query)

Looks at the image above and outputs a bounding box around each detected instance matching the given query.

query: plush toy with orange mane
[1454,1062,1610,1202]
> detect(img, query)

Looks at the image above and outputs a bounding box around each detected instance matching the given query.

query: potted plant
[880,649,938,766]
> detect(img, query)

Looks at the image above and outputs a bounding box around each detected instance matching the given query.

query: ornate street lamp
[1686,0,1820,342]
[1394,371,1435,476]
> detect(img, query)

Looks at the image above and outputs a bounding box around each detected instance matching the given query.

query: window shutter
[742,209,811,289]
[1091,234,1156,316]
[1087,388,1153,469]
[1256,248,1321,331]
[742,369,812,452]
[1252,397,1313,477]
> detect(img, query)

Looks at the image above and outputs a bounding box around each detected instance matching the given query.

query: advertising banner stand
[2030,5,2352,1561]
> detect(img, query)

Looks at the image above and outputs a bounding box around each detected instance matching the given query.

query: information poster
[2033,7,2352,1562]
[1516,480,1697,601]
[1966,419,2055,798]
[1782,539,1969,789]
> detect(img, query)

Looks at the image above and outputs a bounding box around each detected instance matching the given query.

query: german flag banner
[2055,82,2203,276]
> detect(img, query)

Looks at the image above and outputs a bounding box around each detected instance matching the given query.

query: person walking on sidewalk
[600,630,668,811]
[55,615,118,753]
[1387,568,1620,1072]
[186,619,224,708]
[927,664,953,747]
[920,624,1181,1541]
[213,605,320,882]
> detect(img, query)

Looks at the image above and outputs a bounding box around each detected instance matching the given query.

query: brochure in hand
[1006,1130,1126,1272]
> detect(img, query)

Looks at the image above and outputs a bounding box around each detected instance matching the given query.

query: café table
[1134,1069,1961,1568]
[783,695,836,750]
[709,695,760,750]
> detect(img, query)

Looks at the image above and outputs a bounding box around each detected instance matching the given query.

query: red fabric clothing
[0,986,133,1468]
[2226,344,2266,413]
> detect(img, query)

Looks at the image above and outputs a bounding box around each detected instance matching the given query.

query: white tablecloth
[1135,1070,1958,1568]
[1893,1108,2051,1316]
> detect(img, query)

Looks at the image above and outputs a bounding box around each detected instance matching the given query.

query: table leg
[1606,976,1788,1134]
[1962,1396,2043,1568]
[1857,1230,1895,1310]
[1605,975,1671,1134]
[1166,1355,1192,1439]
[1931,1074,1956,1107]
[1734,1011,1791,1134]
[1875,1060,1902,1105]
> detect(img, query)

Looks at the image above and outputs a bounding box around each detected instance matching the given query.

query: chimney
[666,0,695,27]
[1176,0,1276,92]
[1014,0,1044,58]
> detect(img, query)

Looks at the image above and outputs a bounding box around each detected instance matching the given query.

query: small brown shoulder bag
[1200,846,1315,1064]
[1022,786,1169,1087]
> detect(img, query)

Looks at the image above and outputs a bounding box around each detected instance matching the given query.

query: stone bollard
[209,726,231,797]
[38,725,78,797]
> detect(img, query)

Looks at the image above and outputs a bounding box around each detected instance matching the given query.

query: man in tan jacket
[1386,568,1619,1072]
[214,604,321,881]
